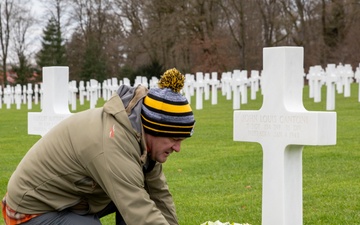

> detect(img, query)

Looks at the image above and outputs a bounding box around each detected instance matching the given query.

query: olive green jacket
[6,85,178,225]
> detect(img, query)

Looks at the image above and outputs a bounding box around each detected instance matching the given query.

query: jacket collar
[103,85,150,167]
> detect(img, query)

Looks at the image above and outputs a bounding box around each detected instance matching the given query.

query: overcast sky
[29,0,48,52]
[11,0,69,64]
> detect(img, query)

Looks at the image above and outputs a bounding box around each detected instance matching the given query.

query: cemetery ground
[0,84,359,225]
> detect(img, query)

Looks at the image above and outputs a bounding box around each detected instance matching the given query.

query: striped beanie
[141,68,195,138]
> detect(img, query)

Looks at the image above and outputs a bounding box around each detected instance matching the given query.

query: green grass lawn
[1,84,360,225]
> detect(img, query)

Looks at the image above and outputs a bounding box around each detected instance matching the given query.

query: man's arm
[144,163,179,225]
[85,124,170,225]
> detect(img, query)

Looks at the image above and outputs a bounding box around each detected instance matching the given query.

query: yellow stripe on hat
[142,124,191,134]
[141,114,194,128]
[144,96,192,113]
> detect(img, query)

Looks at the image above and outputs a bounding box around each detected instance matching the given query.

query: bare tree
[320,0,358,64]
[68,0,119,81]
[11,2,36,84]
[113,0,154,68]
[176,0,224,72]
[55,0,360,81]
[256,0,287,47]
[341,0,360,67]
[0,0,16,86]
[278,0,320,69]
[38,0,72,36]
[218,1,265,71]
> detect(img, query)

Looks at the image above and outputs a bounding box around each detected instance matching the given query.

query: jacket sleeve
[85,125,170,225]
[144,163,179,225]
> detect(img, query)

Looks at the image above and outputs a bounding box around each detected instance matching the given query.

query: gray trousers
[22,202,126,225]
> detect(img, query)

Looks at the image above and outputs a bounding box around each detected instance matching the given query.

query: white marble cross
[110,77,119,95]
[341,64,354,97]
[34,84,39,105]
[250,70,260,100]
[234,47,337,225]
[324,64,337,110]
[209,72,219,105]
[239,70,248,104]
[184,74,194,104]
[0,85,2,109]
[123,77,131,86]
[28,67,72,136]
[69,80,78,111]
[149,76,159,89]
[89,79,99,109]
[22,85,27,104]
[195,72,204,110]
[27,83,33,110]
[204,73,210,100]
[134,76,142,87]
[355,65,360,102]
[5,85,12,109]
[15,84,22,109]
[222,72,232,100]
[232,70,244,110]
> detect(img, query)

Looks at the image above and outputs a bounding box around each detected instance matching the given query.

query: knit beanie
[141,68,195,138]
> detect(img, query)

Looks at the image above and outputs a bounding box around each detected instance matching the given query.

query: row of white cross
[306,63,360,110]
[1,63,360,112]
[0,71,247,111]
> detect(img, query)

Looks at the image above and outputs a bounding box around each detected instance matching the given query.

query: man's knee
[22,211,101,225]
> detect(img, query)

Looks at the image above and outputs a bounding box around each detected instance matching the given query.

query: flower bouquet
[201,220,250,225]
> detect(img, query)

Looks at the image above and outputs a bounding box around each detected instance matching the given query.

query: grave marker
[141,76,148,88]
[149,76,159,89]
[240,70,248,104]
[5,85,11,109]
[22,85,27,104]
[184,74,193,104]
[0,85,2,109]
[101,80,108,101]
[232,70,243,110]
[225,72,232,100]
[204,73,210,100]
[312,65,324,103]
[40,83,44,109]
[86,81,90,101]
[15,84,22,110]
[28,67,72,136]
[220,72,232,99]
[195,72,204,110]
[110,77,119,95]
[355,65,360,102]
[69,80,78,111]
[123,77,131,86]
[27,83,33,110]
[233,47,336,225]
[335,63,344,94]
[34,84,39,105]
[324,64,337,110]
[220,72,227,96]
[89,79,98,109]
[134,76,142,87]
[79,81,86,105]
[97,82,102,99]
[342,64,354,97]
[209,72,219,105]
[250,70,260,100]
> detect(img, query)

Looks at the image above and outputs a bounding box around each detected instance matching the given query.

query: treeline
[1,0,360,86]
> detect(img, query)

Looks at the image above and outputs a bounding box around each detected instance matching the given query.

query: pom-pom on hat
[141,68,195,138]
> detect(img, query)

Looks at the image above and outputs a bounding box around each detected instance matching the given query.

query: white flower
[200,220,250,225]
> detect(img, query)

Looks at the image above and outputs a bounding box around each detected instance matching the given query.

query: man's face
[145,133,185,163]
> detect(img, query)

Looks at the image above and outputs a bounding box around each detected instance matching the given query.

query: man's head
[141,68,195,162]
